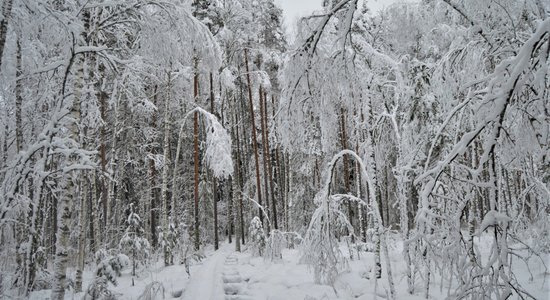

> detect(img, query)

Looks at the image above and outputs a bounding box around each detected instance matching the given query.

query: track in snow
[179,245,251,300]
[222,254,251,300]
[180,245,230,300]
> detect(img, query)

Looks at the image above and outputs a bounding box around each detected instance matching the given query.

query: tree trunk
[259,88,272,231]
[51,40,85,300]
[75,176,88,292]
[99,87,108,245]
[244,48,264,225]
[365,99,382,279]
[149,85,159,248]
[228,91,238,248]
[0,0,14,69]
[161,77,172,264]
[263,93,278,230]
[193,61,201,251]
[210,73,219,250]
[15,35,22,153]
[234,98,246,245]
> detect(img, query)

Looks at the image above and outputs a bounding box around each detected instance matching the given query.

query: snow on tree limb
[415,18,550,190]
[477,210,512,235]
[182,107,234,179]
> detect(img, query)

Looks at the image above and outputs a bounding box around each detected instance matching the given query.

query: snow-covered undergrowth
[26,236,548,300]
[240,237,548,300]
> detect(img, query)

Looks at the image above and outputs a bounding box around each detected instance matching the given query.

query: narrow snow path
[180,244,232,300]
[223,254,252,300]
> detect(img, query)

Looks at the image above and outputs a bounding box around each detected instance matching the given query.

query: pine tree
[119,203,150,278]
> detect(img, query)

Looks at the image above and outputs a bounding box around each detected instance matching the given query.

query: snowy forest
[0,0,548,299]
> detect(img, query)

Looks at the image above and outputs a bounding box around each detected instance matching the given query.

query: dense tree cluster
[0,0,547,299]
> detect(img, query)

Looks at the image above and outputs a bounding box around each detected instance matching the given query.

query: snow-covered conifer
[119,204,150,278]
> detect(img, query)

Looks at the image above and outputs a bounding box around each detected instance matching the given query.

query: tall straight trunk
[235,106,246,245]
[235,70,247,244]
[271,96,286,231]
[15,35,22,152]
[227,175,233,244]
[51,45,85,300]
[467,144,478,264]
[0,0,13,69]
[264,93,279,229]
[149,85,159,248]
[264,94,277,229]
[281,151,288,231]
[228,91,238,248]
[108,116,120,246]
[98,89,108,247]
[356,106,368,241]
[355,145,366,242]
[210,73,219,250]
[193,62,200,251]
[75,176,88,292]
[51,184,58,258]
[106,43,121,248]
[193,111,200,250]
[365,99,382,280]
[259,88,271,230]
[210,73,215,113]
[90,170,98,253]
[232,173,240,251]
[225,107,233,243]
[244,49,263,224]
[2,119,7,177]
[149,159,157,247]
[51,181,75,300]
[285,153,291,231]
[15,34,31,293]
[161,80,172,265]
[212,161,219,249]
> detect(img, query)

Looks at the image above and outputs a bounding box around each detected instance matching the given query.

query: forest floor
[28,237,550,300]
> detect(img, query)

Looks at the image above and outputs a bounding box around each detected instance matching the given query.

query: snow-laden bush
[137,281,165,300]
[119,204,150,276]
[301,193,350,285]
[94,249,129,286]
[249,217,266,256]
[82,277,118,300]
[265,230,286,262]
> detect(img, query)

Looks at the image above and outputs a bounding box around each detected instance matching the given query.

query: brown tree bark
[262,92,278,229]
[244,48,264,224]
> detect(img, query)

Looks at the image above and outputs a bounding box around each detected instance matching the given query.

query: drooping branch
[416,19,550,191]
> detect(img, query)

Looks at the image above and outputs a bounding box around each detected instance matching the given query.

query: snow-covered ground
[28,238,550,300]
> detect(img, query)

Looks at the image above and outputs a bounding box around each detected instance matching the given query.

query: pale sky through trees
[275,0,405,35]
